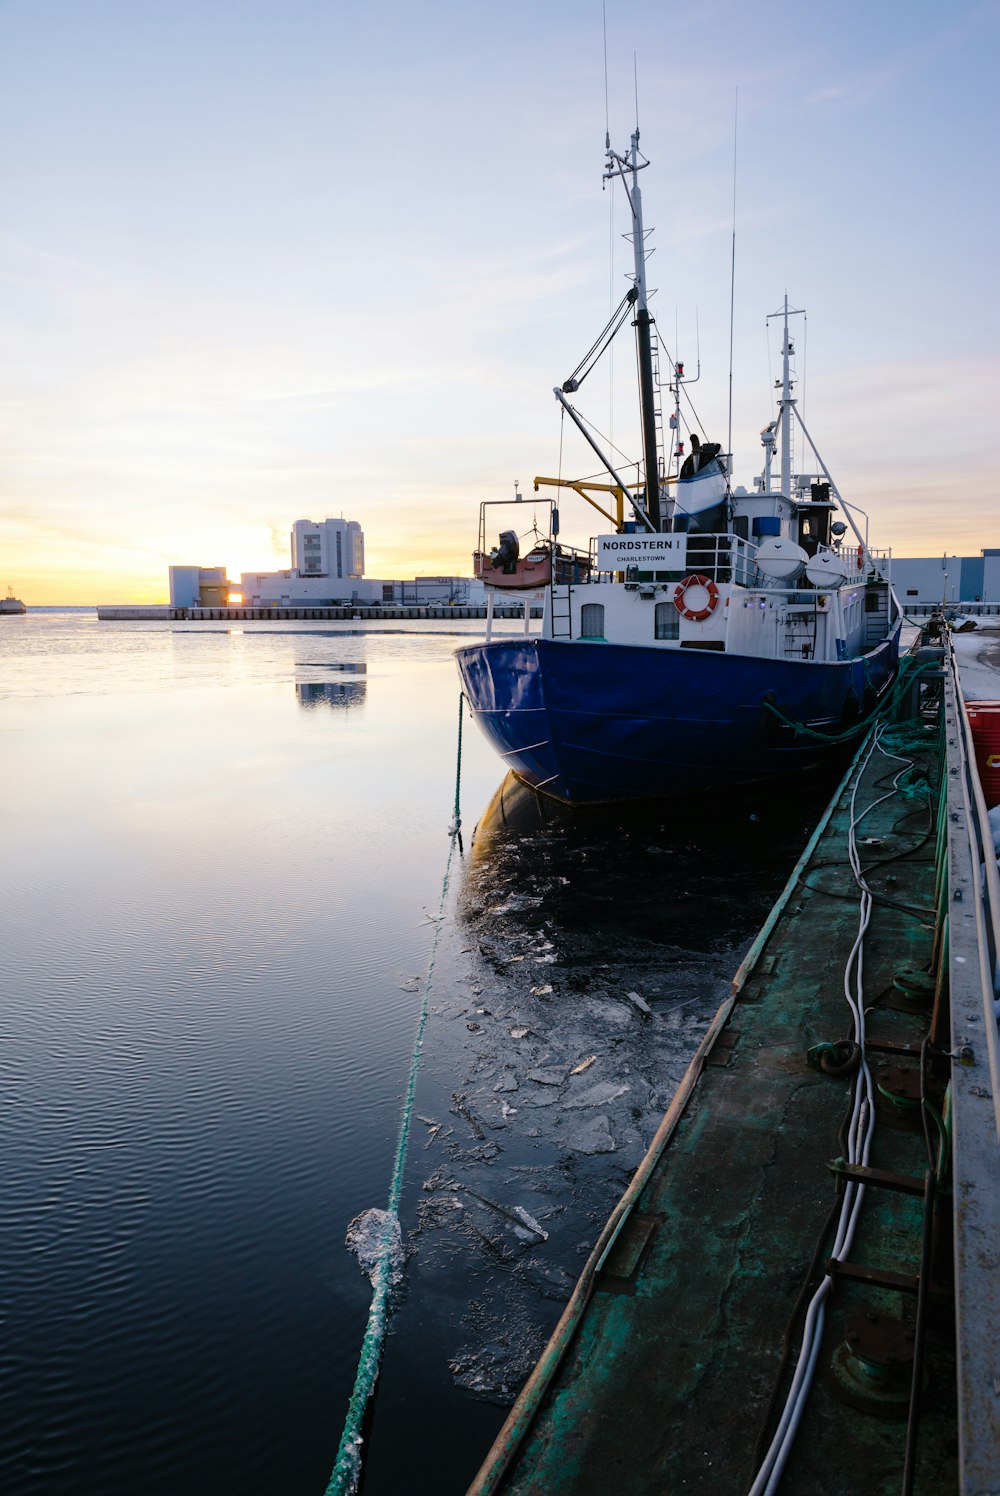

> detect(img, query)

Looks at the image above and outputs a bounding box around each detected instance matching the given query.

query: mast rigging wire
[563,289,639,392]
[568,404,640,471]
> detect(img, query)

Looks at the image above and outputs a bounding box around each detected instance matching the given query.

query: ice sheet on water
[449,1316,549,1404]
[345,1207,404,1290]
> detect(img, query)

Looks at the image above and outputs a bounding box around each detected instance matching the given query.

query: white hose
[747,727,916,1493]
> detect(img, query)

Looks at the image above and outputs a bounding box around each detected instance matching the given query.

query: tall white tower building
[291,518,364,581]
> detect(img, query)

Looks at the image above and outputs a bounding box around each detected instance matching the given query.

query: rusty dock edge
[466,647,999,1495]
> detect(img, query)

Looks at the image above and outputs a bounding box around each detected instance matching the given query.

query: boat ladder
[550,582,573,639]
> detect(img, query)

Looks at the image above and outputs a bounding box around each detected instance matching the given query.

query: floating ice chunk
[531,984,553,997]
[521,1088,560,1107]
[510,1026,530,1040]
[495,894,544,912]
[568,1114,616,1154]
[584,998,633,1026]
[526,1065,569,1086]
[564,1080,629,1110]
[512,1205,548,1240]
[345,1208,403,1289]
[626,990,652,1015]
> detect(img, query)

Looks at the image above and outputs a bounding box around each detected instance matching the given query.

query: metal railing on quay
[941,632,1000,1495]
[946,639,1000,1135]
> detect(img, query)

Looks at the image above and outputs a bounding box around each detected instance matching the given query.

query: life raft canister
[673,573,720,622]
[857,544,864,569]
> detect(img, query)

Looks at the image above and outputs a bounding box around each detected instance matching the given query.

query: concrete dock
[96,604,542,622]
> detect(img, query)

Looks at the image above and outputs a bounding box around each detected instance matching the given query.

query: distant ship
[1,586,26,615]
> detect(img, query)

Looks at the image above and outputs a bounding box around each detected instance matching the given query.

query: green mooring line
[325,694,464,1496]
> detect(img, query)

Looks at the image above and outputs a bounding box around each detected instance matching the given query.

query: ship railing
[679,532,760,586]
[940,635,1000,1492]
[827,541,869,580]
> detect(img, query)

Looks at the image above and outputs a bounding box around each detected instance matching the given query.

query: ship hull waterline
[455,626,902,805]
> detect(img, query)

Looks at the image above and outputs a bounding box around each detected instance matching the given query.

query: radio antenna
[726,87,739,494]
[602,1,610,148]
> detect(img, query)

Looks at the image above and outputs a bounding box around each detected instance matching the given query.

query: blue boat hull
[455,628,902,804]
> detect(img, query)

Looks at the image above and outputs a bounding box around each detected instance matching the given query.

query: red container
[965,700,1000,810]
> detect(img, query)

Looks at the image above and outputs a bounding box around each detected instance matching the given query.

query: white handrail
[948,636,1000,1138]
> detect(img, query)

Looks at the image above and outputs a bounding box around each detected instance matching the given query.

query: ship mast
[774,294,803,495]
[605,131,661,531]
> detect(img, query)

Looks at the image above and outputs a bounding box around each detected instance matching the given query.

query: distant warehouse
[891,548,1000,606]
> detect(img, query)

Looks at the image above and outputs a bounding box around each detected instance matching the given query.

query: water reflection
[463,765,847,962]
[294,661,368,710]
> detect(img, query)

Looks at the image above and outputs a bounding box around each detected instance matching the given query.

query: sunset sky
[1,0,997,603]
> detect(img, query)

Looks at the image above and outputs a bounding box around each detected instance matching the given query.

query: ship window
[906,588,919,596]
[654,601,679,640]
[579,603,605,639]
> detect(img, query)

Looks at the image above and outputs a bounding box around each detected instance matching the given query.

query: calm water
[0,610,840,1495]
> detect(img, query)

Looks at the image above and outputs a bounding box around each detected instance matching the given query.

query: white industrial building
[170,516,484,608]
[238,568,484,607]
[168,566,231,608]
[290,517,364,584]
[890,549,1000,606]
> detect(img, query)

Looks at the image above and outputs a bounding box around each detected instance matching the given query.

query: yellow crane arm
[532,477,624,531]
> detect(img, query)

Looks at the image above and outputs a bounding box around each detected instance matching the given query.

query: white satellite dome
[755,537,808,582]
[805,549,850,587]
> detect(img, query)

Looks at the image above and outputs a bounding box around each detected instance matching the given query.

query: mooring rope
[762,656,939,745]
[325,692,465,1496]
[449,691,464,838]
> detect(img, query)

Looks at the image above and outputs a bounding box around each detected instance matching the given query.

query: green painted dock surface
[472,717,963,1494]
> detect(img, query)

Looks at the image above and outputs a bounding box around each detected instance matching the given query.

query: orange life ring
[673,573,719,622]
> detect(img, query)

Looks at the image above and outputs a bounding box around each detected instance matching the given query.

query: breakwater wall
[97,604,542,622]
